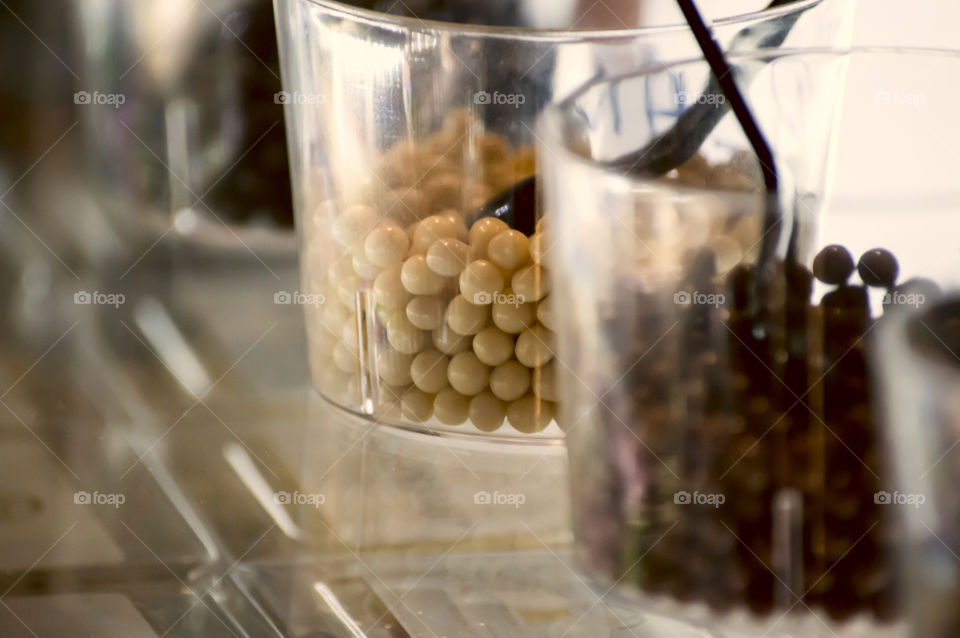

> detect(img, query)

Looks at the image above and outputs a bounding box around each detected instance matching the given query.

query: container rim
[539,46,960,179]
[292,0,826,41]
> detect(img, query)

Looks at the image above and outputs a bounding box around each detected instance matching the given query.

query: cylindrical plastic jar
[275,0,853,438]
[540,48,960,636]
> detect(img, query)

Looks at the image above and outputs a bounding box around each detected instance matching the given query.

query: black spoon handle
[469,0,806,234]
[604,0,803,175]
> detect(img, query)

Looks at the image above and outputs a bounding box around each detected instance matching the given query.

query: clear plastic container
[72,0,296,254]
[539,48,960,636]
[274,0,853,438]
[879,295,960,638]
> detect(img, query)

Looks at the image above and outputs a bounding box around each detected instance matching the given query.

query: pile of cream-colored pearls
[306,112,558,435]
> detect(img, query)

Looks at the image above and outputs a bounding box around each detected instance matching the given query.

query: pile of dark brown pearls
[598,242,938,622]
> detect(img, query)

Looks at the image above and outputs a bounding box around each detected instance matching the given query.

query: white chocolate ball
[373,264,412,310]
[507,395,553,433]
[340,318,359,350]
[383,187,427,225]
[468,217,510,260]
[352,251,382,280]
[337,276,360,308]
[491,294,537,334]
[536,296,556,331]
[447,351,490,396]
[441,210,468,239]
[413,214,462,254]
[405,295,446,331]
[401,255,447,296]
[422,173,462,212]
[377,347,414,386]
[364,220,410,268]
[489,361,531,402]
[462,180,493,213]
[333,342,360,374]
[434,388,470,425]
[378,382,405,406]
[386,313,428,354]
[459,260,504,305]
[486,229,530,271]
[432,325,472,355]
[515,324,555,367]
[471,326,514,366]
[410,349,450,393]
[528,232,549,265]
[321,301,351,335]
[332,204,377,247]
[426,238,470,277]
[511,264,550,303]
[532,361,558,402]
[477,131,509,163]
[469,392,506,432]
[401,388,434,422]
[445,294,490,336]
[327,258,355,285]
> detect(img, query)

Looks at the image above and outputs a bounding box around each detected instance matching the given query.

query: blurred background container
[72,0,296,258]
[880,296,960,638]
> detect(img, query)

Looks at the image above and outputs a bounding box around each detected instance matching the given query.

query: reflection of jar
[73,0,294,253]
[275,0,853,439]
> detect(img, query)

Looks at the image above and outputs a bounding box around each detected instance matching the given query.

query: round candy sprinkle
[459,260,505,305]
[469,392,506,432]
[447,351,490,396]
[489,361,531,402]
[434,388,470,425]
[812,245,854,285]
[516,324,556,367]
[472,326,515,366]
[410,349,450,393]
[857,248,899,288]
[445,294,490,336]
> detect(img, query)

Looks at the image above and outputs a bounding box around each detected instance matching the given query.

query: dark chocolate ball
[857,249,899,288]
[812,245,854,285]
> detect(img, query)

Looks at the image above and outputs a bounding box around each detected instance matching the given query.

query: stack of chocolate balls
[598,239,936,622]
[303,111,558,434]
